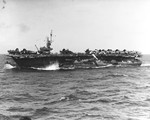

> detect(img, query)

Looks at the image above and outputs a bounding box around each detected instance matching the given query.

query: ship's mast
[46,30,53,52]
[50,30,53,42]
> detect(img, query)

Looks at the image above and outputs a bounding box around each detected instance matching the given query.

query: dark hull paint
[9,54,142,69]
[11,55,91,68]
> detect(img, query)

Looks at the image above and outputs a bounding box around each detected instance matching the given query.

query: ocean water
[0,54,150,120]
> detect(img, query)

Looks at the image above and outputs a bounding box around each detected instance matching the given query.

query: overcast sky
[0,0,150,54]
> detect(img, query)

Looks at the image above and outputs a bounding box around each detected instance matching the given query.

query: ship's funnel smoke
[4,64,16,69]
[37,62,60,71]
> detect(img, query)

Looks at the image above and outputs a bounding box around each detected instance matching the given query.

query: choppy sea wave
[1,55,150,120]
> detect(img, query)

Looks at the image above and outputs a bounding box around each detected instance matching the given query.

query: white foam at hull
[32,62,60,71]
[4,64,16,69]
[141,63,150,67]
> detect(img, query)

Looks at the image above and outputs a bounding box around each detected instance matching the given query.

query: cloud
[18,23,30,33]
[0,22,11,29]
[0,23,30,33]
[0,23,5,28]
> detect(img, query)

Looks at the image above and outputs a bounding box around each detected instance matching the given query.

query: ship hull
[8,54,142,69]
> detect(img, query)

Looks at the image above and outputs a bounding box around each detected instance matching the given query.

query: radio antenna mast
[50,30,53,42]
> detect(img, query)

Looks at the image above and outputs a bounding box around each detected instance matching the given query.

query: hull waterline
[9,54,142,69]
